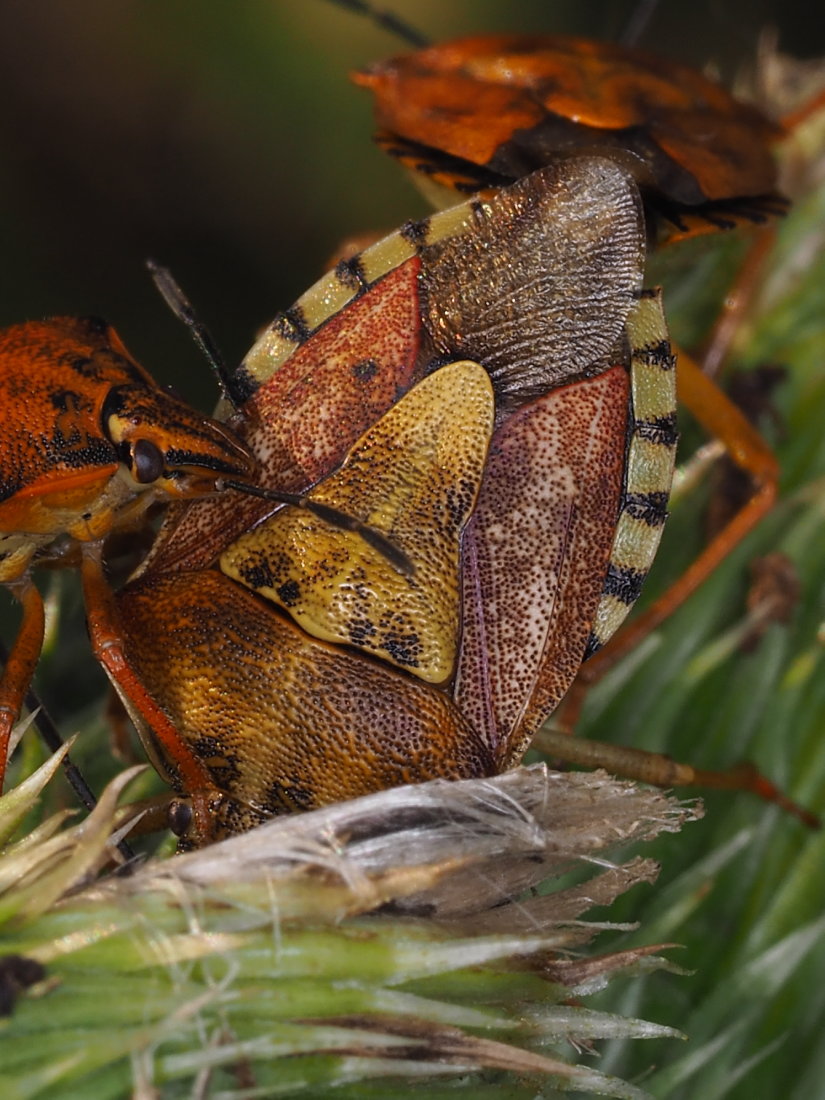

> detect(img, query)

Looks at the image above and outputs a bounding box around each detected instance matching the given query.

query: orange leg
[698,77,825,382]
[532,727,819,829]
[0,579,46,789]
[80,545,220,843]
[105,685,142,764]
[701,228,777,380]
[780,85,825,133]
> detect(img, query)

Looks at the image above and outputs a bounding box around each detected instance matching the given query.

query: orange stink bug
[353,32,786,246]
[0,316,255,789]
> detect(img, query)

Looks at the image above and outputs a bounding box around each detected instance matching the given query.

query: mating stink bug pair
[0,16,816,843]
[108,158,678,844]
[0,157,674,845]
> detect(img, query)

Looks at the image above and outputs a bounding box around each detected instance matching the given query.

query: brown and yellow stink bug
[100,158,680,845]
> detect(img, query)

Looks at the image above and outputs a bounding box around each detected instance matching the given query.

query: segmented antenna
[323,0,429,48]
[147,260,247,411]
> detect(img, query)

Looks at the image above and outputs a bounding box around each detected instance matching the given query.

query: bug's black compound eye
[131,438,166,484]
[167,798,193,838]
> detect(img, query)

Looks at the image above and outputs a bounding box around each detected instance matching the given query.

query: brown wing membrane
[420,158,644,409]
[455,366,630,767]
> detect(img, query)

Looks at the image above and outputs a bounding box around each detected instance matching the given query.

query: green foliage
[0,4,824,1097]
[0,762,692,1098]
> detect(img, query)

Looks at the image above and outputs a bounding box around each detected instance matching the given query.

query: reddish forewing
[142,259,424,575]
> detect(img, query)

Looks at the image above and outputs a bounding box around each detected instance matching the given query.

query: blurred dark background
[0,0,823,411]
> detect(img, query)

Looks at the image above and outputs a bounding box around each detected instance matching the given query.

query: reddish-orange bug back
[354,33,785,243]
[0,315,258,793]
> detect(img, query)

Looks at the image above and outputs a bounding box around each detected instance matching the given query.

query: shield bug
[102,158,681,844]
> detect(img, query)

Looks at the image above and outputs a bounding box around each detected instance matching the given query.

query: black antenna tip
[327,0,430,49]
[145,258,243,410]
